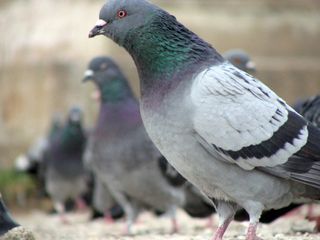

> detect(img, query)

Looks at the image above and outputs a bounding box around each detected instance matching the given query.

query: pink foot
[307,215,320,233]
[104,212,114,224]
[307,204,314,219]
[314,217,320,233]
[316,217,320,233]
[246,223,262,240]
[283,206,303,218]
[76,198,87,212]
[171,218,179,234]
[122,224,132,236]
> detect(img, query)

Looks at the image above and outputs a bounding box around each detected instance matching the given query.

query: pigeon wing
[190,62,320,188]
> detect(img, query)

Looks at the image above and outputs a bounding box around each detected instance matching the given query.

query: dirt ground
[14,206,320,240]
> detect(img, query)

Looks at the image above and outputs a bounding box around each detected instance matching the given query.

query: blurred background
[0,0,320,209]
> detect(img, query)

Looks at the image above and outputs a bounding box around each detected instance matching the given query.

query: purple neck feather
[94,98,142,137]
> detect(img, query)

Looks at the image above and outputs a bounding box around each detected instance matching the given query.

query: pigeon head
[83,56,133,103]
[58,107,86,151]
[90,0,221,84]
[67,106,83,125]
[89,0,159,45]
[223,49,256,73]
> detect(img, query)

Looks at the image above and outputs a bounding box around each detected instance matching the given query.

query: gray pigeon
[83,56,185,233]
[43,107,88,222]
[89,1,320,239]
[15,114,63,199]
[295,95,320,126]
[223,49,256,73]
[294,95,320,231]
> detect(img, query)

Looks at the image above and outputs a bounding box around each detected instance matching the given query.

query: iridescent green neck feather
[60,123,85,151]
[123,11,222,81]
[99,76,134,104]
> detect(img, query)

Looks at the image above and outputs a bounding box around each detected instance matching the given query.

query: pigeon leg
[168,206,179,234]
[305,204,320,232]
[314,216,320,232]
[212,217,233,240]
[243,202,263,240]
[307,204,315,219]
[123,204,139,235]
[171,217,178,234]
[246,223,262,240]
[110,190,139,235]
[54,202,69,224]
[75,197,87,212]
[211,200,237,240]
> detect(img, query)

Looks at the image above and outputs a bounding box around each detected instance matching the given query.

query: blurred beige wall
[0,0,320,167]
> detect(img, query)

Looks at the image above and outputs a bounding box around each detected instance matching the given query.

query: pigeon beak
[83,70,94,82]
[89,19,107,38]
[246,61,256,72]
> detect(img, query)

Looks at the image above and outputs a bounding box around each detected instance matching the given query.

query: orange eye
[117,10,127,19]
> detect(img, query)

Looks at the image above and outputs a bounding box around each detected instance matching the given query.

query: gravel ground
[15,207,320,240]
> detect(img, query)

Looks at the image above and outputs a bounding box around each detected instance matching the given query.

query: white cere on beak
[15,154,30,171]
[84,70,94,78]
[246,61,256,70]
[95,19,107,27]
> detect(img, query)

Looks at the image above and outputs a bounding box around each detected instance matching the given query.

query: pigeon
[295,95,320,126]
[15,114,63,199]
[43,107,88,222]
[223,49,256,73]
[294,95,320,230]
[82,56,185,233]
[89,1,320,239]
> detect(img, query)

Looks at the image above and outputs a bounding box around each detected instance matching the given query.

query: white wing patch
[191,62,308,169]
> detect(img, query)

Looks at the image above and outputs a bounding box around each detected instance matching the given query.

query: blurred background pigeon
[15,114,63,199]
[293,94,320,231]
[223,49,256,73]
[42,107,89,223]
[295,95,320,126]
[83,56,186,233]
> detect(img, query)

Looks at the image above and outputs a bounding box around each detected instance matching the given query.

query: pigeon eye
[117,10,127,19]
[100,63,108,70]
